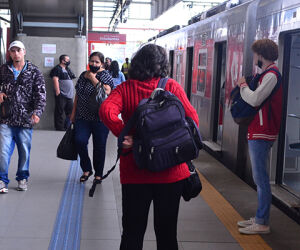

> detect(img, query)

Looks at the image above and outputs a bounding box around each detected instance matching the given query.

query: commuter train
[150,0,300,221]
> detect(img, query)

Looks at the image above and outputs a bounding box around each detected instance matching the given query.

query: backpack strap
[257,67,281,111]
[157,78,168,89]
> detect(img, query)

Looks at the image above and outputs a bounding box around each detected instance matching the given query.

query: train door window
[212,42,227,145]
[197,49,207,95]
[185,47,194,100]
[175,53,183,83]
[280,33,300,196]
[169,50,174,78]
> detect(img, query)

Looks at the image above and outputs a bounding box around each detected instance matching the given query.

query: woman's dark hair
[251,39,278,61]
[128,44,169,81]
[89,51,105,64]
[59,54,68,63]
[109,60,120,78]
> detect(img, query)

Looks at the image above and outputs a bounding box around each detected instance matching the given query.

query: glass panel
[216,44,226,145]
[176,54,182,83]
[283,34,300,196]
[197,51,207,94]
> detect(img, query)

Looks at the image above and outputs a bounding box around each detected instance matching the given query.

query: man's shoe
[0,180,8,193]
[239,223,270,234]
[17,179,27,191]
[237,217,255,227]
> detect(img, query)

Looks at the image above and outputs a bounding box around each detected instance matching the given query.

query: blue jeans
[0,124,33,185]
[248,140,273,226]
[74,119,109,177]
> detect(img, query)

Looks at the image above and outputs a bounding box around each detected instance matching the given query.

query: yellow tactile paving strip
[198,170,272,250]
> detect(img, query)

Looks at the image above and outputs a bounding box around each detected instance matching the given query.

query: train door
[212,42,227,146]
[185,47,193,100]
[278,33,300,197]
[169,50,174,78]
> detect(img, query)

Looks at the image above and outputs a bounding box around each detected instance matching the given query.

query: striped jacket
[0,61,46,128]
[240,65,282,141]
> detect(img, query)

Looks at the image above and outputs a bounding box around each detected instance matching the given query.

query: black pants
[120,181,184,250]
[54,94,73,131]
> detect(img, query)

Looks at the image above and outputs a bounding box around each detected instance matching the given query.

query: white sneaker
[239,223,270,234]
[237,217,255,227]
[17,179,27,191]
[0,180,8,193]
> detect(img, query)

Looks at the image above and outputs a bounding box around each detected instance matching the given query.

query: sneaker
[17,179,27,191]
[237,217,255,227]
[0,180,8,193]
[239,223,270,234]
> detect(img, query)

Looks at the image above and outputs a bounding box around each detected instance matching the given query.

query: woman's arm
[99,86,124,137]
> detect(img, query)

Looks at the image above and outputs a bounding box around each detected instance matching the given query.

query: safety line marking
[198,171,272,250]
[48,160,85,250]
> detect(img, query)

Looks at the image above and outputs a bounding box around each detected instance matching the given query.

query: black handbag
[57,124,78,160]
[88,83,107,114]
[182,161,202,201]
[0,97,12,118]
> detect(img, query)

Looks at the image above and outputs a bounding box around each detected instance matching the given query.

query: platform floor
[0,130,300,250]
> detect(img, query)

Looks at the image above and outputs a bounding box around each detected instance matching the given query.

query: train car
[150,0,300,222]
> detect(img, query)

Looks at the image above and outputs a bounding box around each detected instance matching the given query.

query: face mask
[89,65,100,73]
[64,61,70,66]
[257,59,263,69]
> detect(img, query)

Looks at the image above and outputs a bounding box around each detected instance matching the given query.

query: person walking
[121,57,130,80]
[0,40,46,193]
[109,60,125,88]
[100,44,199,250]
[50,54,76,131]
[70,51,114,184]
[236,39,282,234]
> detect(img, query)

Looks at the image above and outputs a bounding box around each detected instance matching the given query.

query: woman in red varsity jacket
[236,39,282,235]
[100,44,199,250]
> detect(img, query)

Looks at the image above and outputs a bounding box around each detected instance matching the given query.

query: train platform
[0,130,300,250]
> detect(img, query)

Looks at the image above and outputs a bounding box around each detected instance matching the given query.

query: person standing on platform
[109,60,125,88]
[70,51,113,184]
[104,57,112,71]
[100,44,199,250]
[50,54,76,131]
[0,40,46,193]
[236,39,282,235]
[121,57,130,80]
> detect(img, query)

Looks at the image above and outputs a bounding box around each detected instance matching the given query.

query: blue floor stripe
[48,160,85,250]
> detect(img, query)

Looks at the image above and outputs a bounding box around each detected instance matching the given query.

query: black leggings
[120,181,184,250]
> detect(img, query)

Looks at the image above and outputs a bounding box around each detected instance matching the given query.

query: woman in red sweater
[100,44,199,250]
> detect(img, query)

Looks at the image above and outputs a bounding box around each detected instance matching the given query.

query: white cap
[8,40,25,50]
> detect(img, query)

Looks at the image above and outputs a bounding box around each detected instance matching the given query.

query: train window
[175,53,183,83]
[197,49,207,94]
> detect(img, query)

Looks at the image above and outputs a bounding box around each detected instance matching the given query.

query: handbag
[57,124,78,160]
[182,161,202,201]
[0,97,13,118]
[88,83,107,114]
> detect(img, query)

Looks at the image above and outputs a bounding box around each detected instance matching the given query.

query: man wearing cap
[50,54,76,131]
[0,40,46,193]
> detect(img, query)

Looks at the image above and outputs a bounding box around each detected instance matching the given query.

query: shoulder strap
[157,78,168,89]
[257,67,282,110]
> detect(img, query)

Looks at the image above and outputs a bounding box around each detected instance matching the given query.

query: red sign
[88,32,126,44]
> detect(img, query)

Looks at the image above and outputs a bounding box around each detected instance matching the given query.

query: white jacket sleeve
[240,72,277,107]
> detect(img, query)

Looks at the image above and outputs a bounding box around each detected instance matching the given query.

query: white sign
[44,57,54,67]
[42,44,56,54]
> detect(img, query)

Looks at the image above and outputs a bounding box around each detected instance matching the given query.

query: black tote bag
[182,161,202,201]
[57,124,78,160]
